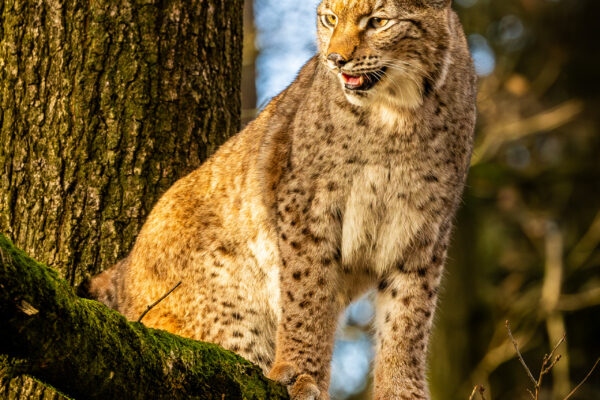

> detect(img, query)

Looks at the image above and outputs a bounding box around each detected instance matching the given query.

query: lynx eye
[322,13,338,28]
[369,17,390,29]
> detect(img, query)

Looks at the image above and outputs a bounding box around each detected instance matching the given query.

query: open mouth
[341,68,387,91]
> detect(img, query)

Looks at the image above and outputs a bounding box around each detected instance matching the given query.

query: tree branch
[0,234,288,400]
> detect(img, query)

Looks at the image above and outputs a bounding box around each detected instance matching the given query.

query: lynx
[87,0,476,398]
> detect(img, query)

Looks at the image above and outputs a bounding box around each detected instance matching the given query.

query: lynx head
[317,0,453,109]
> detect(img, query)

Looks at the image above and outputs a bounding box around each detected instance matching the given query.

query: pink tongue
[343,74,363,86]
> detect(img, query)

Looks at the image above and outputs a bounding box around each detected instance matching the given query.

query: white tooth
[358,76,365,86]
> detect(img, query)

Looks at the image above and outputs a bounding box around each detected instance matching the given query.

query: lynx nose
[327,53,348,68]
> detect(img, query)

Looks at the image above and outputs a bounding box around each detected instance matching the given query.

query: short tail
[77,259,126,311]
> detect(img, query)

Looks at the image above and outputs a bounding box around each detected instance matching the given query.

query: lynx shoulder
[88,1,476,399]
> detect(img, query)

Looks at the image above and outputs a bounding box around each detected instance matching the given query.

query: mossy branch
[0,233,288,400]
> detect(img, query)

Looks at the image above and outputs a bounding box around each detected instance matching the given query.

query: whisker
[377,65,424,99]
[380,60,434,81]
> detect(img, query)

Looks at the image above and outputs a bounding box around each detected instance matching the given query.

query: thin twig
[542,354,562,376]
[469,386,478,400]
[137,281,182,323]
[540,334,566,376]
[563,357,600,400]
[526,388,535,400]
[506,320,538,386]
[469,385,486,400]
[548,334,566,360]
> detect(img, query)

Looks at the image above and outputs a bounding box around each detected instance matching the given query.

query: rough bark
[241,0,258,126]
[0,0,243,397]
[0,234,289,400]
[0,0,242,283]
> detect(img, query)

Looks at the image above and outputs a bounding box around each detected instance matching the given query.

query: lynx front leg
[268,205,342,400]
[373,231,450,400]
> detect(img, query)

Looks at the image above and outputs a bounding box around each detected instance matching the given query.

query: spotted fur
[88,1,476,399]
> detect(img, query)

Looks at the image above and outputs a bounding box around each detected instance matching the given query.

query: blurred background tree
[246,0,600,399]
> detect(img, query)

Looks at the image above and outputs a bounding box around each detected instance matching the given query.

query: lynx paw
[269,362,322,400]
[290,374,321,400]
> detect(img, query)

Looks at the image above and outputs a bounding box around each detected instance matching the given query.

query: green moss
[0,234,288,399]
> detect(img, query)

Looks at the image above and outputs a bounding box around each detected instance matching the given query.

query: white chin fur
[343,90,373,107]
[339,70,424,110]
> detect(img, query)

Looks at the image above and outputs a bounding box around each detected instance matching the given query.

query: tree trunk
[0,234,288,400]
[0,0,243,397]
[241,0,258,126]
